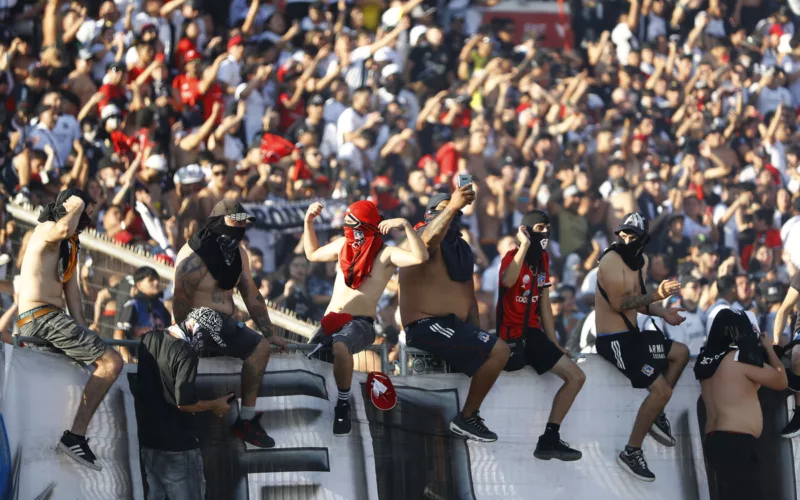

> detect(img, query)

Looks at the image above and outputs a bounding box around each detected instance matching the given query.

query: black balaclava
[520,210,551,269]
[603,212,650,271]
[695,308,764,381]
[188,200,252,290]
[420,193,473,282]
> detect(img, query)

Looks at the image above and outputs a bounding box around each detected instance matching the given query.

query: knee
[493,339,510,362]
[671,342,690,364]
[332,341,351,360]
[249,339,271,363]
[100,348,124,375]
[569,367,587,388]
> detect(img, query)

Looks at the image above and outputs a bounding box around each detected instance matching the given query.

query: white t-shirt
[132,13,172,59]
[645,13,667,41]
[337,142,365,174]
[336,107,367,148]
[28,123,61,170]
[713,203,739,253]
[218,57,243,107]
[235,82,273,144]
[324,98,347,124]
[682,215,712,239]
[29,115,81,170]
[765,140,787,179]
[664,309,706,355]
[611,22,637,64]
[377,87,420,125]
[782,214,800,268]
[779,57,800,107]
[328,46,372,91]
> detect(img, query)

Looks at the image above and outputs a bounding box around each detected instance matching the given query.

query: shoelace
[657,414,672,433]
[466,412,490,433]
[629,449,648,470]
[557,439,573,450]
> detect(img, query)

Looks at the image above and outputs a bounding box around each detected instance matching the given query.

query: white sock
[240,406,256,420]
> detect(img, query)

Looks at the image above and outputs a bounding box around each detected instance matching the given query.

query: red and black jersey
[496,248,551,340]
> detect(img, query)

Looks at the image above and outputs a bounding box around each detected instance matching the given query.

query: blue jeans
[142,448,206,500]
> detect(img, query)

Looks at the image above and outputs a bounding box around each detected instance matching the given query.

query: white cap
[373,47,395,63]
[100,104,122,120]
[381,6,402,27]
[145,154,168,172]
[381,63,401,79]
[173,164,206,185]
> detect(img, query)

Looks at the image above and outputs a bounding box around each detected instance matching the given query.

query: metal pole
[398,342,408,376]
[379,342,390,374]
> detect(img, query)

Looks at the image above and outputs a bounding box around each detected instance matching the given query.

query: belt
[17,305,60,328]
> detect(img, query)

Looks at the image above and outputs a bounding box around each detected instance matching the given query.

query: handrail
[6,202,318,339]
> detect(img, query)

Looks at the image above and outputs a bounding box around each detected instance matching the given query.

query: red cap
[770,24,785,37]
[418,154,434,169]
[227,35,243,50]
[154,53,165,63]
[184,49,201,62]
[367,372,397,411]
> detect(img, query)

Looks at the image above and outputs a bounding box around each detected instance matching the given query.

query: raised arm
[379,219,429,267]
[742,333,788,391]
[420,184,475,252]
[44,196,85,243]
[773,286,800,344]
[172,252,207,323]
[303,202,346,262]
[501,227,530,288]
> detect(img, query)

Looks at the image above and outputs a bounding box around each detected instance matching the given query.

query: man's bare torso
[595,252,650,334]
[398,249,473,326]
[175,244,237,317]
[18,223,67,311]
[701,352,763,437]
[327,246,396,318]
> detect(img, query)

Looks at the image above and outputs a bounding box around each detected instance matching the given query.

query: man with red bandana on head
[303,200,428,435]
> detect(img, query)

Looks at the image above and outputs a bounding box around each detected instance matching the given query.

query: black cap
[615,212,649,238]
[108,61,125,73]
[426,193,451,213]
[308,94,325,106]
[210,199,256,223]
[759,280,784,303]
[793,196,800,212]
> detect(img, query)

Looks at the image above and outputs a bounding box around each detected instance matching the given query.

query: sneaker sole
[782,428,800,439]
[56,442,102,471]
[533,450,583,461]
[231,428,276,448]
[616,455,655,482]
[649,426,676,447]
[448,421,497,442]
[333,424,351,436]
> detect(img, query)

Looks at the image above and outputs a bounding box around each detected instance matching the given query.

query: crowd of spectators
[1,0,800,359]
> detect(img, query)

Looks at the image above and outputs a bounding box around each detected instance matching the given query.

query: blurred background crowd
[1,0,800,362]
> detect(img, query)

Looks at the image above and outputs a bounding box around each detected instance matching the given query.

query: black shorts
[704,431,759,500]
[198,310,264,360]
[309,316,376,355]
[502,326,563,375]
[596,330,672,389]
[405,315,497,377]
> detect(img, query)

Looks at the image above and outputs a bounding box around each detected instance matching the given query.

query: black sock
[625,445,641,454]
[66,431,85,440]
[544,423,560,437]
[337,387,350,406]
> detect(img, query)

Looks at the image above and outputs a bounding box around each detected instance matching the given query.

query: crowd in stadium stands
[2,0,800,366]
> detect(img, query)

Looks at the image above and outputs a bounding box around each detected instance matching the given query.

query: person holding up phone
[133,307,235,500]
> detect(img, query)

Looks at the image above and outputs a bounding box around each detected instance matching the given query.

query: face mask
[525,229,550,268]
[212,225,246,265]
[385,78,403,95]
[106,117,119,130]
[83,131,96,142]
[426,209,462,241]
[613,234,650,270]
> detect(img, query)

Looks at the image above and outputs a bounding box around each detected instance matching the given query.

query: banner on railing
[242,198,350,235]
[2,347,798,500]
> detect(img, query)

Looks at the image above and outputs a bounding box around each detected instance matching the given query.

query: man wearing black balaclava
[594,212,690,482]
[497,210,585,462]
[399,184,510,443]
[17,188,123,472]
[697,308,787,500]
[173,199,289,449]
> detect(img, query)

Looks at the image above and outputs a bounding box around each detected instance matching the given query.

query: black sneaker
[533,435,582,461]
[56,431,101,471]
[781,412,800,438]
[232,413,276,448]
[617,448,655,482]
[649,412,676,447]
[334,403,352,436]
[449,411,497,442]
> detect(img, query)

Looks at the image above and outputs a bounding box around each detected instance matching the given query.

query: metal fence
[4,203,450,375]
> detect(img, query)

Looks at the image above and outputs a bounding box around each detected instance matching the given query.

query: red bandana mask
[340,200,383,289]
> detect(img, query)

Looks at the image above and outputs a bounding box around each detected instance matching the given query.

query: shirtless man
[399,187,510,442]
[594,212,690,481]
[771,269,800,438]
[173,199,288,448]
[697,308,787,500]
[17,188,123,470]
[303,200,428,435]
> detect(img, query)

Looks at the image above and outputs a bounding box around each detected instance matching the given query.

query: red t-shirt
[172,73,201,107]
[741,229,782,268]
[202,83,224,125]
[127,65,153,86]
[435,142,460,179]
[496,248,551,339]
[98,83,125,113]
[278,92,304,133]
[109,130,134,156]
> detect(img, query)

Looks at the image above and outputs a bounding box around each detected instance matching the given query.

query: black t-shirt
[661,234,691,275]
[409,43,451,91]
[285,117,325,145]
[791,272,800,333]
[134,329,200,451]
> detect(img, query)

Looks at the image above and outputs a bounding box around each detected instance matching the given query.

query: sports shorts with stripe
[595,329,672,389]
[405,314,498,376]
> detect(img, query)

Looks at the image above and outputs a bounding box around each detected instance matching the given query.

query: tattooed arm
[239,248,288,350]
[172,252,207,323]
